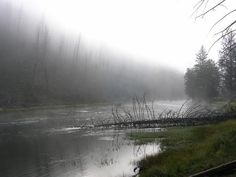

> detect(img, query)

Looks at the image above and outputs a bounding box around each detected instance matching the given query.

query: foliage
[185,46,220,100]
[219,31,236,97]
[131,120,236,177]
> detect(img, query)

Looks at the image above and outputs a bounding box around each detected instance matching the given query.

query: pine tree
[185,46,220,100]
[219,31,236,97]
[196,45,207,64]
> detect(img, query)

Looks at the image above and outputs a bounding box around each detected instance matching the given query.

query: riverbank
[129,119,236,177]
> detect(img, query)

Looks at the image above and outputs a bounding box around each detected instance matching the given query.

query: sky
[5,0,236,72]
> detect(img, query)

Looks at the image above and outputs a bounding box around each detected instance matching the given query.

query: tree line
[0,1,185,107]
[185,31,236,100]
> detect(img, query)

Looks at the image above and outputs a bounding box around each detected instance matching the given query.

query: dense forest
[0,1,185,107]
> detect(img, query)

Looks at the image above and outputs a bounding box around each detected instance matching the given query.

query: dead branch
[195,0,227,19]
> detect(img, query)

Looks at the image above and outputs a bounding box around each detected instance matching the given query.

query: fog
[0,0,185,107]
[2,1,236,177]
[3,0,229,71]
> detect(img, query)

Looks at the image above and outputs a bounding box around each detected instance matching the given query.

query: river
[0,100,184,177]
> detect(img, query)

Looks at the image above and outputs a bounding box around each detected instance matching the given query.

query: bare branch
[208,29,236,52]
[195,0,226,19]
[192,0,205,16]
[215,20,236,36]
[209,9,236,32]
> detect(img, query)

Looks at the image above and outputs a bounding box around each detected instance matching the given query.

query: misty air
[0,0,236,177]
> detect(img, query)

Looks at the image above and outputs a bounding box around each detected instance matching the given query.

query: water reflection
[0,102,183,177]
[0,126,160,177]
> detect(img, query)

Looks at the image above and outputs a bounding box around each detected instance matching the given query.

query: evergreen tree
[185,46,220,100]
[219,31,236,97]
[196,45,207,64]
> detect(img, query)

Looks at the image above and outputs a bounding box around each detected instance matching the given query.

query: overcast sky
[6,0,236,72]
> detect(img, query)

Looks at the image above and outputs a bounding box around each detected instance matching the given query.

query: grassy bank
[129,120,236,177]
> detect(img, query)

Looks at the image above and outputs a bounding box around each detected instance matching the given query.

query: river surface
[0,100,184,177]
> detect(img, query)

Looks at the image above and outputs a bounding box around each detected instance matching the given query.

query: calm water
[0,101,184,177]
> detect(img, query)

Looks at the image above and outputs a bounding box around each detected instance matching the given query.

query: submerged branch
[95,97,236,129]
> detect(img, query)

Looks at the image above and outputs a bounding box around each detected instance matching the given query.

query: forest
[0,1,184,108]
